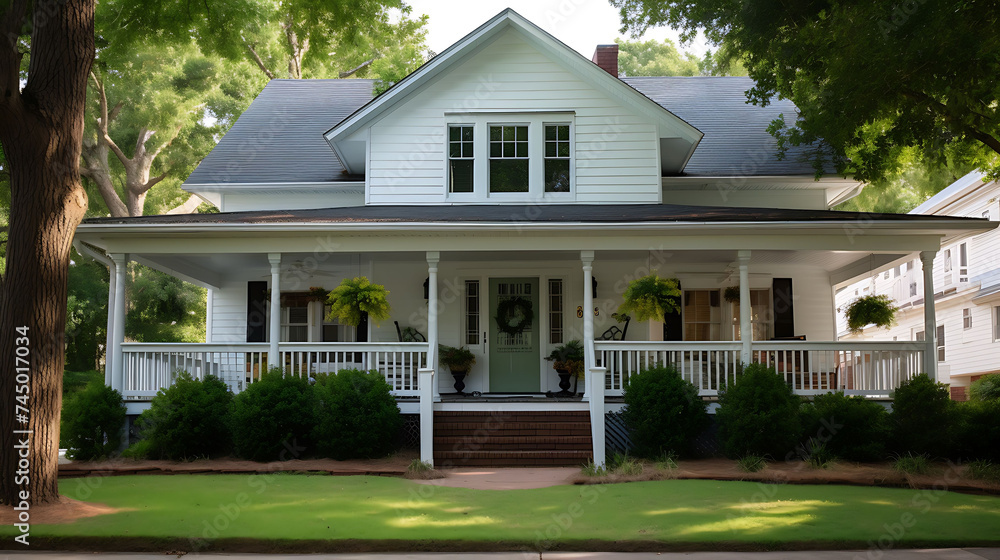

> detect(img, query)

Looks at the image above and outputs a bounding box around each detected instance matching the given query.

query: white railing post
[581,251,595,400]
[426,251,441,401]
[738,250,752,365]
[109,253,128,394]
[418,367,435,466]
[590,366,606,467]
[920,251,939,382]
[268,253,281,370]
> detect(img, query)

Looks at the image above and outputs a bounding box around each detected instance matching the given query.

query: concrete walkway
[3,550,1000,559]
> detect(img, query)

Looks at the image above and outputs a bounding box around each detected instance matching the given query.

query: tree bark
[0,0,95,505]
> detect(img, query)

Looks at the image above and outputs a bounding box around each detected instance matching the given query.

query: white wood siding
[210,280,249,343]
[367,28,662,205]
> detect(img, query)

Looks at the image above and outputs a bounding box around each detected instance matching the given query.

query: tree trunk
[0,0,96,506]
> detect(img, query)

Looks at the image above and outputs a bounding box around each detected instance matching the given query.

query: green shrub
[800,392,890,462]
[136,372,233,460]
[716,363,802,459]
[806,440,836,469]
[121,439,153,459]
[890,374,956,458]
[736,454,768,473]
[61,379,126,461]
[581,460,607,477]
[312,369,402,460]
[966,460,1000,483]
[955,399,1000,462]
[970,374,1000,402]
[229,368,318,461]
[892,452,931,475]
[622,365,709,457]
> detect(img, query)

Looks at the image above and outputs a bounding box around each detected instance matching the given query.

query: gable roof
[184,79,373,186]
[323,8,704,174]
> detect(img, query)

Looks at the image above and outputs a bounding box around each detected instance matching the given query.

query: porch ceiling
[122,248,910,290]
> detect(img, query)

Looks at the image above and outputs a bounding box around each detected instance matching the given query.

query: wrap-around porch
[89,245,943,468]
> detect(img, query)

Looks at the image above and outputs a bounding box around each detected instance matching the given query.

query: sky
[405,0,711,59]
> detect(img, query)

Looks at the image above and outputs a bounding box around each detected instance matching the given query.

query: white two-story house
[837,170,1000,400]
[74,10,995,466]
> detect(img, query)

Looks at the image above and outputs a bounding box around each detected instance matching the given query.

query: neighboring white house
[836,171,1000,400]
[73,10,996,466]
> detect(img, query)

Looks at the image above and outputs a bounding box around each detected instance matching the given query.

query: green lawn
[6,475,1000,550]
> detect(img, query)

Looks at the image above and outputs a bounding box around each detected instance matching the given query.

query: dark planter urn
[555,370,574,396]
[451,370,468,394]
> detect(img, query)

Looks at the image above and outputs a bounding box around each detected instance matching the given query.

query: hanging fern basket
[723,286,740,304]
[617,274,681,322]
[845,294,896,334]
[325,277,391,327]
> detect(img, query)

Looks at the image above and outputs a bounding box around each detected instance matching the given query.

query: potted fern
[326,277,391,342]
[545,340,584,396]
[723,285,740,304]
[618,274,682,321]
[439,345,476,394]
[844,294,896,334]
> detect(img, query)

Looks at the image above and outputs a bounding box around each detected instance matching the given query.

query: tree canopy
[611,0,1000,183]
[617,38,746,77]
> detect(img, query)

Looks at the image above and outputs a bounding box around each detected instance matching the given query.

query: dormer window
[445,113,574,201]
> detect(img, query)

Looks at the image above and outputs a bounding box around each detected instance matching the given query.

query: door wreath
[494,296,534,336]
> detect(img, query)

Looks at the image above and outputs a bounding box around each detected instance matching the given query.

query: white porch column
[589,366,606,467]
[109,253,128,393]
[581,251,596,399]
[921,250,939,381]
[738,250,752,364]
[104,257,117,386]
[426,251,441,401]
[418,367,435,465]
[205,288,214,343]
[268,253,282,369]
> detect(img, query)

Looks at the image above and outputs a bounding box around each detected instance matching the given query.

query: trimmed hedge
[312,369,402,460]
[62,379,126,461]
[137,372,233,460]
[622,365,708,457]
[801,392,890,462]
[229,368,318,461]
[890,374,956,458]
[716,363,802,459]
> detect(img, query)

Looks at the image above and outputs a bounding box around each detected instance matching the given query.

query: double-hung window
[448,125,474,193]
[489,125,529,193]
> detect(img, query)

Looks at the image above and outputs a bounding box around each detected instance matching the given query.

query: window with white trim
[994,306,1000,342]
[282,304,309,342]
[489,125,529,193]
[937,324,946,361]
[444,113,574,200]
[548,279,564,344]
[465,280,480,345]
[448,125,474,193]
[964,308,973,330]
[684,290,721,341]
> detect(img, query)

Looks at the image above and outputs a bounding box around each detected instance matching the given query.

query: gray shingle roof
[184,76,824,187]
[83,203,983,226]
[622,76,823,177]
[184,79,374,185]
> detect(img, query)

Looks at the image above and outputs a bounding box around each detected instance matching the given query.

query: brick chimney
[591,44,619,78]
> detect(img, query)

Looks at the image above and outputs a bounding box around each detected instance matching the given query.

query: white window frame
[994,306,1000,342]
[443,112,576,202]
[964,308,973,330]
[447,124,475,194]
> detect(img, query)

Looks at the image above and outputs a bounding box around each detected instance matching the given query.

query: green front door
[489,277,540,392]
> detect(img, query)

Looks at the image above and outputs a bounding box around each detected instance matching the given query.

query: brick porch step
[434,449,593,467]
[432,410,593,466]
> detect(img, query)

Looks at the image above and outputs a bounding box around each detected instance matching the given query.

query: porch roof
[81,203,990,228]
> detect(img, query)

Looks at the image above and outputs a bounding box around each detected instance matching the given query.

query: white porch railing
[595,340,924,397]
[120,342,429,400]
[595,341,742,395]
